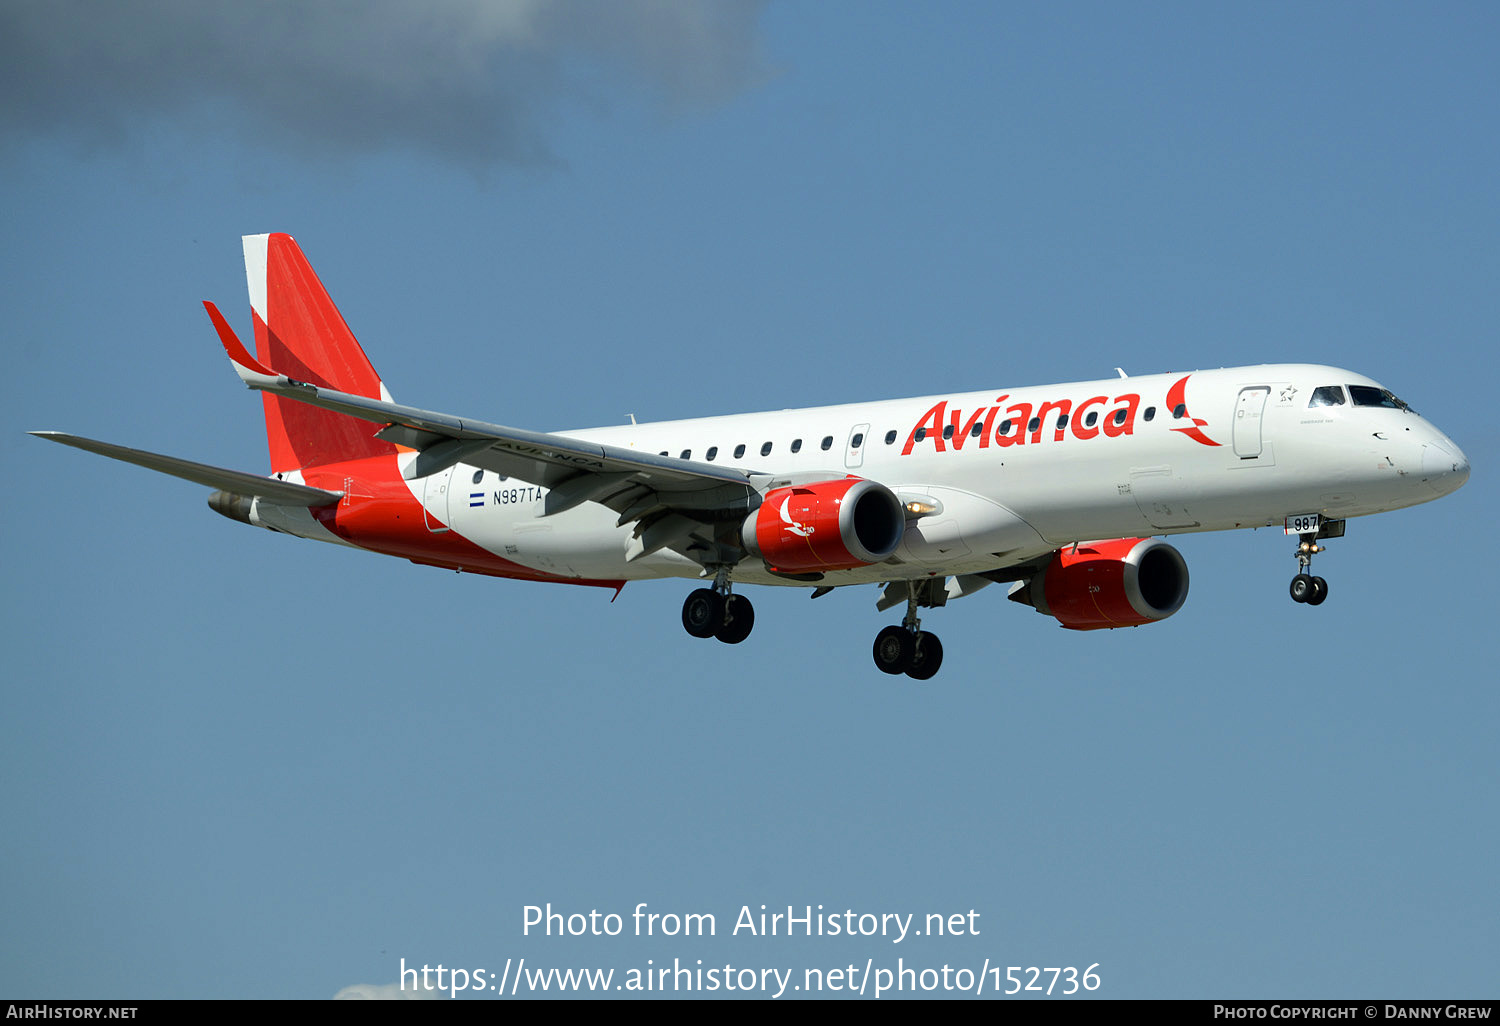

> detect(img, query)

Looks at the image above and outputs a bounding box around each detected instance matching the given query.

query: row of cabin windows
[654,404,1183,461]
[661,435,836,461]
[447,389,1414,483]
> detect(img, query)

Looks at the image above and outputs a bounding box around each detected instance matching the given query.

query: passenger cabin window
[998,419,1013,436]
[680,449,691,460]
[1056,415,1068,429]
[1028,416,1040,433]
[970,422,983,437]
[821,436,834,450]
[942,424,954,440]
[1172,404,1187,419]
[1309,386,1346,407]
[885,430,898,445]
[851,432,864,448]
[734,444,746,459]
[706,446,718,461]
[915,427,927,441]
[791,438,802,453]
[761,441,773,456]
[1113,409,1127,425]
[1143,406,1156,421]
[658,451,668,457]
[471,469,483,484]
[1085,411,1098,427]
[1348,385,1405,410]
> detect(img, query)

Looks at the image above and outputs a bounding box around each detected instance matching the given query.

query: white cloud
[0,0,769,166]
[333,980,438,1000]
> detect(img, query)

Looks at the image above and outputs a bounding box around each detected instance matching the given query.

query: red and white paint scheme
[34,234,1471,679]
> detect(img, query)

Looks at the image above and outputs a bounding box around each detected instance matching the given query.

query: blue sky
[2,1,1495,1000]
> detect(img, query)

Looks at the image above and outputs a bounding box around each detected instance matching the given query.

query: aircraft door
[845,423,870,469]
[1233,387,1270,459]
[423,467,453,532]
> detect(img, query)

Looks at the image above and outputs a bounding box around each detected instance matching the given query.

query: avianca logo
[1166,375,1220,447]
[902,391,1141,455]
[901,374,1220,456]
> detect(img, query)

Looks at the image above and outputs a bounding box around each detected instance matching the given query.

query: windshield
[1347,385,1410,411]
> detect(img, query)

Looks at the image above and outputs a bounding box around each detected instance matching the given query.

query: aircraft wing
[30,431,343,506]
[206,303,764,524]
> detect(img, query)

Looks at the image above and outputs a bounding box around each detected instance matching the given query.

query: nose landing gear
[1289,534,1329,606]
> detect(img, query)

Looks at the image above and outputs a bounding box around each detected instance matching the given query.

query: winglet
[203,300,278,385]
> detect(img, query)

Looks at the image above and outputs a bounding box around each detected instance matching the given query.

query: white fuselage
[260,363,1469,587]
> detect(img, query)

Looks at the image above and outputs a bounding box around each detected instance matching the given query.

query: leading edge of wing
[205,301,757,492]
[29,432,343,507]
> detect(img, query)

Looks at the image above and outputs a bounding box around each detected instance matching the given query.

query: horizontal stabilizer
[29,431,343,507]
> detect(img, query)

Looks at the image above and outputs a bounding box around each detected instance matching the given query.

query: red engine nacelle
[1011,537,1189,630]
[742,478,905,573]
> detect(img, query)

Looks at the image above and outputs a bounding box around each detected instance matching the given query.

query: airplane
[32,233,1471,680]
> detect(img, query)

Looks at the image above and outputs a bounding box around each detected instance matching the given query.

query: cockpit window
[1348,385,1408,411]
[1308,385,1345,407]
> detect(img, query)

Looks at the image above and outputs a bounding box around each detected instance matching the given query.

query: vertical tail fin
[243,233,396,473]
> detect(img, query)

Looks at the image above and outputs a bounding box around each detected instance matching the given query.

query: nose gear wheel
[1289,533,1331,606]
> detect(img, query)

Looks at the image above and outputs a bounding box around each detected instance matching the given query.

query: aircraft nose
[1421,439,1470,496]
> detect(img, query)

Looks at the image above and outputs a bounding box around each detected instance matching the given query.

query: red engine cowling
[1011,537,1189,630]
[742,478,905,573]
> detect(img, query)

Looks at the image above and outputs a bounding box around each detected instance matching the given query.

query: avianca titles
[33,234,1471,680]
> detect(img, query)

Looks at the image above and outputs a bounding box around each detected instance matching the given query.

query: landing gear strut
[871,581,944,680]
[681,566,755,644]
[1289,533,1329,606]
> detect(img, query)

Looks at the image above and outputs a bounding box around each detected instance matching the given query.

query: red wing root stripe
[302,455,623,590]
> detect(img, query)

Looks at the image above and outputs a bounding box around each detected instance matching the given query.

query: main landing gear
[1289,532,1329,606]
[681,567,755,645]
[872,581,944,681]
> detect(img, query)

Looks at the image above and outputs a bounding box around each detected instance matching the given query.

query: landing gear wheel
[1289,574,1313,604]
[1306,576,1328,606]
[1289,531,1335,607]
[906,632,943,681]
[872,625,914,675]
[714,595,755,644]
[681,588,724,639]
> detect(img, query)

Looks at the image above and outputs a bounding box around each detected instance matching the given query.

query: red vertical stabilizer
[243,233,396,473]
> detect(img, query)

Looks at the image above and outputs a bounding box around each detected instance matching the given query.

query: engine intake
[1010,537,1189,630]
[743,478,904,573]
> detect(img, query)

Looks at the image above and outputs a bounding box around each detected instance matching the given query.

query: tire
[906,632,944,681]
[1289,574,1313,603]
[872,625,914,675]
[1306,576,1328,606]
[681,588,724,638]
[714,595,755,644]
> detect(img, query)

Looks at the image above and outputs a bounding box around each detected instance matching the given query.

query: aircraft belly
[452,498,628,578]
